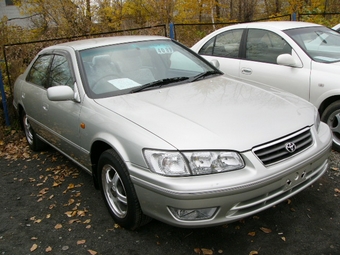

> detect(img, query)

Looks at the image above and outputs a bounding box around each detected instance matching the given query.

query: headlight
[144,150,190,176]
[314,108,321,132]
[144,150,244,176]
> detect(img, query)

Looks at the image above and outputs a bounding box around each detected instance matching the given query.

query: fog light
[168,207,218,221]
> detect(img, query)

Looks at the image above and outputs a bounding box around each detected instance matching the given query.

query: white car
[191,21,340,151]
[333,23,340,32]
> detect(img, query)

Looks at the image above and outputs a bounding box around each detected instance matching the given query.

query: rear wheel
[21,110,47,151]
[321,101,340,152]
[98,149,151,230]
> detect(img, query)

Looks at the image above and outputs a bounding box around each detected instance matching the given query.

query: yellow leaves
[260,227,272,234]
[88,250,98,255]
[331,166,339,171]
[248,231,256,237]
[194,248,213,255]
[65,210,78,218]
[67,183,75,190]
[45,246,52,252]
[249,251,259,255]
[77,239,86,245]
[34,219,42,224]
[54,223,63,229]
[69,219,81,224]
[0,133,32,161]
[30,244,38,252]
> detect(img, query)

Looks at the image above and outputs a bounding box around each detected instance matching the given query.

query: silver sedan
[13,36,332,229]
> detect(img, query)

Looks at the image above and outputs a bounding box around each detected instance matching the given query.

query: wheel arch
[16,103,25,129]
[318,95,340,116]
[90,140,128,190]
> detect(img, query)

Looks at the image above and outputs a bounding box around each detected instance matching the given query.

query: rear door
[22,54,53,136]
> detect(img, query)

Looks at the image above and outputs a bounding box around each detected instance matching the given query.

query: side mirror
[277,54,298,67]
[210,59,220,69]
[47,85,74,101]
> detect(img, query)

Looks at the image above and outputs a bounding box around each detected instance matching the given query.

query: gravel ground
[0,138,339,255]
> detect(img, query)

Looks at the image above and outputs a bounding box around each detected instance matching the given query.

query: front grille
[253,128,313,165]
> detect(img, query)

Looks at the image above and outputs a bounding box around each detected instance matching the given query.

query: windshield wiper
[191,70,222,82]
[130,77,189,93]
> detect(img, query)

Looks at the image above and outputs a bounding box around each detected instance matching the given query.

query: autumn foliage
[0,0,340,129]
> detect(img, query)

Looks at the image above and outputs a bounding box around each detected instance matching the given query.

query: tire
[21,110,47,151]
[321,100,340,152]
[98,149,151,230]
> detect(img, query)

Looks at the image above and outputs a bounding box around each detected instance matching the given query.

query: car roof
[226,21,322,31]
[45,35,170,51]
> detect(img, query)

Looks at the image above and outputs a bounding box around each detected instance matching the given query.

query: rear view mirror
[210,59,220,69]
[47,85,74,101]
[277,54,298,67]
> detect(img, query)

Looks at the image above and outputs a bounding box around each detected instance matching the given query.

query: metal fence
[172,14,292,47]
[1,11,340,126]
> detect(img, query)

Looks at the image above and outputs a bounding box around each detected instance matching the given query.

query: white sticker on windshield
[108,78,140,90]
[155,45,174,54]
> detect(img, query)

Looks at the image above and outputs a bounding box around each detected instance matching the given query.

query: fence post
[169,22,175,39]
[291,13,297,21]
[0,66,10,126]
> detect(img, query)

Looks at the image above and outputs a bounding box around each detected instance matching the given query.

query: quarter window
[246,29,292,64]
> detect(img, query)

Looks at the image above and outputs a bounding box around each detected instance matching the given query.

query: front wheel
[98,149,151,230]
[321,101,340,152]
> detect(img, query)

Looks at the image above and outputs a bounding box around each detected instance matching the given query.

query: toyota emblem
[285,142,297,153]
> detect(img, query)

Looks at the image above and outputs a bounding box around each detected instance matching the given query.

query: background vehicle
[13,36,332,229]
[333,23,340,32]
[191,21,340,151]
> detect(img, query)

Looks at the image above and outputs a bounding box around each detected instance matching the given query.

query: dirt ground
[0,132,340,255]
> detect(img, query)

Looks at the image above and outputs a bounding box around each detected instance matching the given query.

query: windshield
[79,39,219,98]
[285,26,340,63]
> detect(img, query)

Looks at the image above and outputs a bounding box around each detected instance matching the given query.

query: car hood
[94,76,315,151]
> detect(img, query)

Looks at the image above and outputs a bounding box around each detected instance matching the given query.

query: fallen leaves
[77,239,86,245]
[248,231,256,237]
[0,131,32,160]
[88,250,98,255]
[194,248,214,255]
[30,244,38,252]
[259,227,272,234]
[54,223,63,229]
[335,188,340,196]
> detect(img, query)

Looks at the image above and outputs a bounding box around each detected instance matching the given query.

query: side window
[213,29,243,58]
[199,37,215,55]
[26,55,52,87]
[199,29,243,58]
[49,55,74,88]
[246,29,292,64]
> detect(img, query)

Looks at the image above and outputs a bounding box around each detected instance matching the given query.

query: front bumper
[130,123,332,227]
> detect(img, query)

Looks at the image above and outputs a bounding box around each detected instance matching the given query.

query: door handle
[241,68,252,75]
